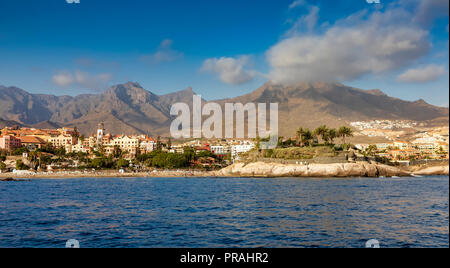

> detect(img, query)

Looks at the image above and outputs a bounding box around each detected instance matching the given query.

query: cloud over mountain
[397,64,447,83]
[267,5,431,84]
[201,56,257,85]
[52,70,112,90]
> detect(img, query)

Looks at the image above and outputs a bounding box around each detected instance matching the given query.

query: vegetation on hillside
[252,125,354,161]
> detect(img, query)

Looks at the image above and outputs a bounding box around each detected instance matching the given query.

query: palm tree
[338,126,353,145]
[302,130,314,147]
[296,127,306,146]
[328,128,337,144]
[314,125,329,144]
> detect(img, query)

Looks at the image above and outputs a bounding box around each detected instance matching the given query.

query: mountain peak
[262,81,346,90]
[164,87,196,97]
[107,82,149,94]
[123,81,143,88]
[414,99,429,105]
[0,81,448,137]
[366,89,387,96]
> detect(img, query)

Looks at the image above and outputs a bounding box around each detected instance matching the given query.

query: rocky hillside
[216,82,449,136]
[0,82,448,136]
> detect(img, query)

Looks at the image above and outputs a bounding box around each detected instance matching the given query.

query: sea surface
[0,176,448,248]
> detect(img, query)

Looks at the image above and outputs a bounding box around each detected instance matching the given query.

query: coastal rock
[0,177,28,182]
[1,177,16,182]
[376,164,410,177]
[414,165,449,176]
[216,162,414,178]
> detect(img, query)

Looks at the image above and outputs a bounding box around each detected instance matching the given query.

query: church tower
[97,123,105,144]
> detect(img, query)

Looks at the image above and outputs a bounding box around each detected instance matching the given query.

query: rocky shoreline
[213,162,449,178]
[0,162,448,179]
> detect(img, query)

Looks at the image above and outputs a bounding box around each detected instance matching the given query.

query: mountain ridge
[0,82,448,137]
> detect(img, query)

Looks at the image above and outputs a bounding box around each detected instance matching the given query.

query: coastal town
[350,120,449,163]
[0,119,448,178]
[0,123,257,175]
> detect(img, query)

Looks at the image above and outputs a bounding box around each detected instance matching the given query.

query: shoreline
[1,162,448,179]
[0,170,215,179]
[214,161,449,178]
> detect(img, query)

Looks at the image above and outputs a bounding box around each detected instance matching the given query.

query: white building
[140,138,156,153]
[71,141,89,154]
[393,141,410,150]
[210,145,229,155]
[48,135,74,149]
[231,141,255,160]
[375,143,394,150]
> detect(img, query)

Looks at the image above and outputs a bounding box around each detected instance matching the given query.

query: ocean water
[0,176,448,248]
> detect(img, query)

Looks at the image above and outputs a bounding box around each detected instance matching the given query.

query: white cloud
[141,39,183,64]
[289,0,306,10]
[266,5,432,84]
[286,5,320,34]
[413,0,449,26]
[201,56,257,85]
[52,70,112,90]
[397,64,447,83]
[52,72,74,87]
[159,39,173,48]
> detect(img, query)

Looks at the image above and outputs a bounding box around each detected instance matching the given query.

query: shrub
[151,152,190,169]
[16,159,29,170]
[12,147,29,156]
[89,158,114,169]
[116,159,129,168]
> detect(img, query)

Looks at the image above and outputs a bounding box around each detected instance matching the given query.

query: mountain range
[0,82,448,137]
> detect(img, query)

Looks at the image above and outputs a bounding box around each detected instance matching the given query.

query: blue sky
[0,0,448,106]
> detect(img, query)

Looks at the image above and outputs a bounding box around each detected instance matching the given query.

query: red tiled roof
[18,136,46,144]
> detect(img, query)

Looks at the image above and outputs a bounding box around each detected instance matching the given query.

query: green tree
[0,162,6,171]
[54,147,66,157]
[151,152,190,169]
[36,143,56,154]
[183,147,196,162]
[16,159,29,170]
[40,155,52,167]
[116,159,129,168]
[365,145,378,156]
[314,125,330,144]
[156,136,162,151]
[296,127,306,146]
[90,158,106,168]
[112,145,123,159]
[328,129,338,144]
[12,147,29,156]
[338,126,353,145]
[196,150,216,159]
[302,130,314,147]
